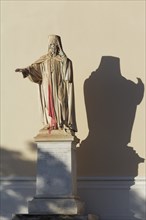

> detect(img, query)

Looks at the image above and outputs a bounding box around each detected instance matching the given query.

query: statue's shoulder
[34,54,48,64]
[40,54,48,59]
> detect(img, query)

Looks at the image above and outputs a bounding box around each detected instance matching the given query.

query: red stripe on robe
[48,84,57,130]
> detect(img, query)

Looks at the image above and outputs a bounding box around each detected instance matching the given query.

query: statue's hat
[48,35,61,46]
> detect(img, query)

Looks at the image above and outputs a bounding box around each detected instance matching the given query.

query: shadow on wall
[1,179,36,220]
[0,148,73,219]
[0,146,37,176]
[130,190,146,219]
[77,56,145,220]
[77,56,144,177]
[0,146,36,219]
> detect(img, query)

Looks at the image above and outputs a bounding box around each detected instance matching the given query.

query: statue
[15,35,77,133]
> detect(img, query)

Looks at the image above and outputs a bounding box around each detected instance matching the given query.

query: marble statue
[15,35,77,132]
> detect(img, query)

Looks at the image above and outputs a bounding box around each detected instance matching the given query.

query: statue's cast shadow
[77,56,144,176]
[77,56,144,219]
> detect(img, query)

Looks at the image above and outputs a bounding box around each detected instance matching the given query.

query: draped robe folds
[26,54,76,131]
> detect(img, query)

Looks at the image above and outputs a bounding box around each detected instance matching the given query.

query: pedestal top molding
[34,129,78,142]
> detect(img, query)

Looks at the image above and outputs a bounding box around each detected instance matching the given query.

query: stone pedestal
[28,129,84,215]
[12,129,99,220]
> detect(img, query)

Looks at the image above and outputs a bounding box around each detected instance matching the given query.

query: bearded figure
[16,35,77,132]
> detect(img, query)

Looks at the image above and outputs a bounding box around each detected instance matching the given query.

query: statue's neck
[98,56,121,75]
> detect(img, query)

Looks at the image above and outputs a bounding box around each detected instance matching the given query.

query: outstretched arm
[15,64,42,84]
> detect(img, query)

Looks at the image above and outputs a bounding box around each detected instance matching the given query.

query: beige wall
[1,1,145,177]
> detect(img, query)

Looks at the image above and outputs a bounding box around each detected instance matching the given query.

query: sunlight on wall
[1,1,145,177]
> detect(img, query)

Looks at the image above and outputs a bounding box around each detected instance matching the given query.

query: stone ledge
[28,198,85,215]
[34,129,75,142]
[12,214,99,220]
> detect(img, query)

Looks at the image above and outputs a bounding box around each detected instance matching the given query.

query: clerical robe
[26,54,75,131]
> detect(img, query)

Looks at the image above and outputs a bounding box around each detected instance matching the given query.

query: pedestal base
[28,198,84,215]
[12,214,99,220]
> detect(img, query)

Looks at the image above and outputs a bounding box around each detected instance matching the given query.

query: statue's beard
[49,50,57,57]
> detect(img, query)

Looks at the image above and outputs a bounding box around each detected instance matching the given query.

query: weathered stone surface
[28,132,84,215]
[28,198,84,215]
[35,141,77,197]
[34,129,75,142]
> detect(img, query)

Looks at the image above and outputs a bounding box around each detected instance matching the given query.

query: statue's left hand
[15,68,24,72]
[136,77,144,104]
[15,68,29,78]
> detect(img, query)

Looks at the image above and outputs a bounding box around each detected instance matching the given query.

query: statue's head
[48,35,66,57]
[49,42,58,56]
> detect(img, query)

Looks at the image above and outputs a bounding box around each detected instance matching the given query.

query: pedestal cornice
[34,129,79,142]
